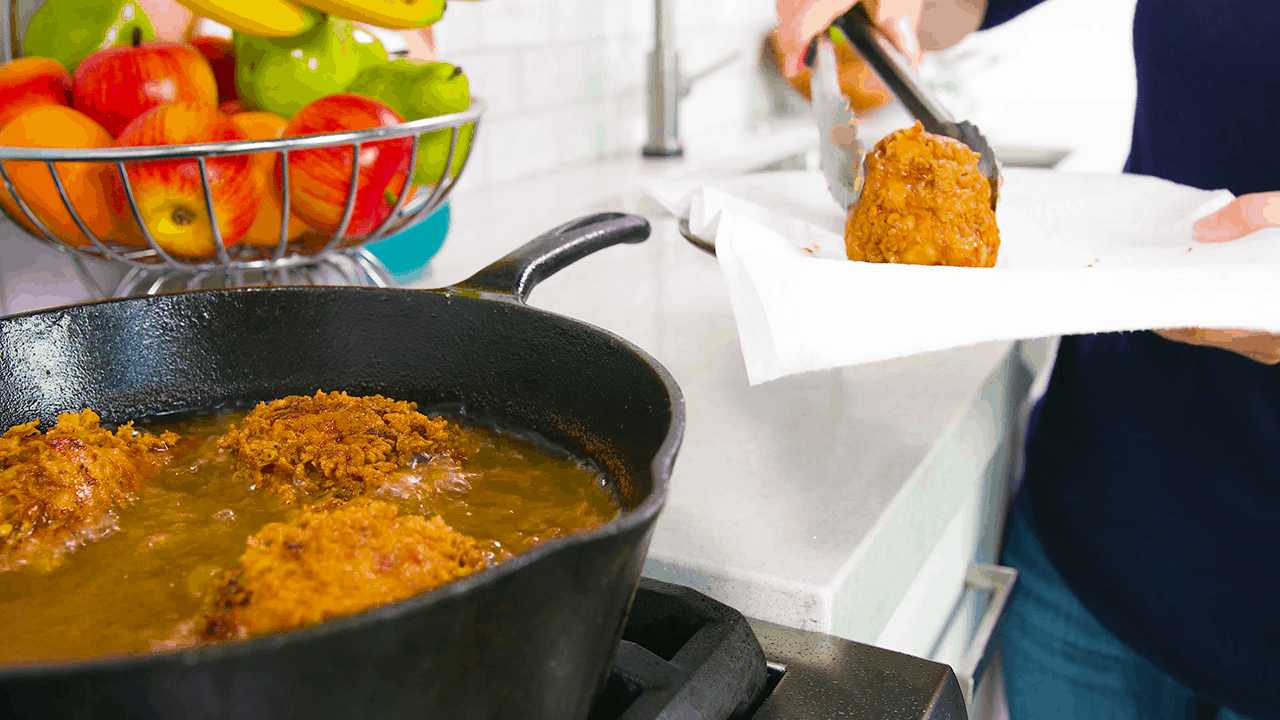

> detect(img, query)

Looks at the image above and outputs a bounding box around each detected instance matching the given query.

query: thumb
[868,0,923,66]
[775,0,860,77]
[1193,192,1280,243]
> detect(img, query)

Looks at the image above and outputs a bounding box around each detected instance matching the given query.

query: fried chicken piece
[217,390,462,505]
[0,409,178,572]
[200,498,497,640]
[845,122,999,267]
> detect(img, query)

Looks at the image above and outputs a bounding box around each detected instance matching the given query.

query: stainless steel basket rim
[0,98,483,281]
[0,99,486,162]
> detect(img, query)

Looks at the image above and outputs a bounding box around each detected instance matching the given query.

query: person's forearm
[917,0,987,51]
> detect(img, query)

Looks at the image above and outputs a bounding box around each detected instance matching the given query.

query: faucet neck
[643,0,683,158]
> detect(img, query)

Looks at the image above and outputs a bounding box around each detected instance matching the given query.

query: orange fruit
[0,105,117,247]
[231,111,309,247]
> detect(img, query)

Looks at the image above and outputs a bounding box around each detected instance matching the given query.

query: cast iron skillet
[0,212,685,720]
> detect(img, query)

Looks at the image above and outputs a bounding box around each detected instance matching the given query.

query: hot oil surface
[0,412,618,663]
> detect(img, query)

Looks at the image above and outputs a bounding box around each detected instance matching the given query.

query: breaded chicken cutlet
[200,498,498,640]
[0,410,177,572]
[845,122,999,267]
[217,390,463,505]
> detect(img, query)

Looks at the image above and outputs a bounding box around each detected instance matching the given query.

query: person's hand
[1155,192,1280,364]
[134,0,192,40]
[1191,192,1280,244]
[397,28,437,61]
[774,0,925,78]
[1154,328,1280,365]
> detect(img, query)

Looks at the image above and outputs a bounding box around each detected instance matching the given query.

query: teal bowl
[364,202,451,284]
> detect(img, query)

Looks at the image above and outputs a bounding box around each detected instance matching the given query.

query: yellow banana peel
[173,0,313,37]
[295,0,445,30]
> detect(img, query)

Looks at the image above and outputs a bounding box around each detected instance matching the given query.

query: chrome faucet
[643,0,682,158]
[643,0,742,159]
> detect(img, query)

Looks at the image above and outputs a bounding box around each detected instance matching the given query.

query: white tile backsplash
[433,4,484,55]
[603,0,654,41]
[451,49,526,118]
[484,111,563,185]
[555,102,610,165]
[601,40,647,99]
[557,0,607,44]
[606,92,649,156]
[438,0,779,195]
[519,45,589,111]
[475,0,557,47]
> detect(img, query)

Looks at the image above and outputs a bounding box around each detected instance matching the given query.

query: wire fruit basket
[0,0,482,299]
[0,106,483,297]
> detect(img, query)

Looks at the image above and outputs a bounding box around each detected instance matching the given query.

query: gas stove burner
[593,578,968,720]
[589,579,770,720]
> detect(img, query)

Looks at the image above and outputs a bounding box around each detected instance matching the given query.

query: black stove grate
[590,579,772,720]
[592,578,969,720]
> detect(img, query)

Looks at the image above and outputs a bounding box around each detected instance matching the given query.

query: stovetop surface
[593,579,967,720]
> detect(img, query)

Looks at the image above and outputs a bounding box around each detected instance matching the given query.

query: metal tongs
[811,3,1002,210]
[812,36,865,209]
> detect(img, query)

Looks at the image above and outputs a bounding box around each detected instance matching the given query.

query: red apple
[110,102,258,258]
[73,30,218,137]
[188,35,237,105]
[219,99,246,115]
[0,57,72,131]
[283,93,412,238]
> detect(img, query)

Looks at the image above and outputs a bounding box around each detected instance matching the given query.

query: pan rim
[0,285,687,679]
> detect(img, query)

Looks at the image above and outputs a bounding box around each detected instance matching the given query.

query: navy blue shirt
[981,0,1280,716]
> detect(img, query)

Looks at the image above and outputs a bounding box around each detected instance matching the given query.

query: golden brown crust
[200,498,497,640]
[845,122,999,267]
[216,390,462,505]
[0,409,178,572]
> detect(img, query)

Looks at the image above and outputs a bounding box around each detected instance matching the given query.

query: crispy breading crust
[201,498,496,640]
[845,122,1000,267]
[217,390,463,505]
[0,410,178,572]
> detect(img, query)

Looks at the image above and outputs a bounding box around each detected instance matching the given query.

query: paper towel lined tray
[632,168,1280,385]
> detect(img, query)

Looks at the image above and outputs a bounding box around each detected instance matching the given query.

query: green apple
[346,60,415,115]
[347,25,389,71]
[408,63,470,117]
[23,0,156,73]
[347,60,472,186]
[234,9,367,118]
[413,122,474,187]
[408,63,472,186]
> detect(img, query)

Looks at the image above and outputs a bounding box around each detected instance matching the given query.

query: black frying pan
[0,212,685,720]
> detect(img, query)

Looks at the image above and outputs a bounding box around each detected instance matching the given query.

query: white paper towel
[634,168,1280,385]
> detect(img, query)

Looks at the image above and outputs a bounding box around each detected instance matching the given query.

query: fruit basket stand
[0,0,482,299]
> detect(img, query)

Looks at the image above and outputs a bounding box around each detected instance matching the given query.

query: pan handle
[453,213,650,304]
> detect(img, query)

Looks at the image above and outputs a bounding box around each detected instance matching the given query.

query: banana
[294,0,445,30]
[172,0,316,38]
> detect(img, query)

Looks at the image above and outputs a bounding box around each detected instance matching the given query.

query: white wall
[432,0,779,193]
